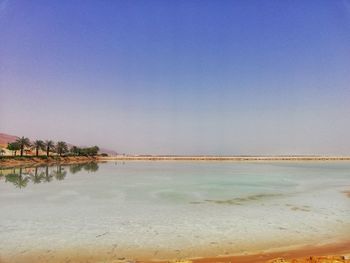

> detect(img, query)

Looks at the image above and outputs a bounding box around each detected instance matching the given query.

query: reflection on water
[0,162,99,188]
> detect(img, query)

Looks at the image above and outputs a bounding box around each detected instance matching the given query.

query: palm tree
[56,141,68,156]
[32,140,45,156]
[44,140,55,157]
[15,137,31,156]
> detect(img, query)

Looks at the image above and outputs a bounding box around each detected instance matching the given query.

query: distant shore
[100,155,350,161]
[1,155,350,168]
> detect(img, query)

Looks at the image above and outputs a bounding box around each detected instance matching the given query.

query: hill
[0,133,18,146]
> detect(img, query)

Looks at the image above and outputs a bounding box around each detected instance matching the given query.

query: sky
[1,0,350,155]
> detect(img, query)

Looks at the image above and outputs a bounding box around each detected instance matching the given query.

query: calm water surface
[0,161,349,259]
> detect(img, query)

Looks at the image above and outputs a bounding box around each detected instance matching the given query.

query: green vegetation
[56,141,68,156]
[2,136,102,158]
[70,146,100,156]
[7,142,21,156]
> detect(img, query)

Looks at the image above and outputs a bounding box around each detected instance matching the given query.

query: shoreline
[1,240,349,263]
[1,155,350,168]
[0,156,99,168]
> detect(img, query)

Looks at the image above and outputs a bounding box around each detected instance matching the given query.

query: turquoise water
[0,161,349,259]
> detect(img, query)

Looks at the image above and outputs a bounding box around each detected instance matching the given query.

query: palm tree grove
[3,136,100,157]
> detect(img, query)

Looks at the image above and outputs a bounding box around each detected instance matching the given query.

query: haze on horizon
[1,0,350,155]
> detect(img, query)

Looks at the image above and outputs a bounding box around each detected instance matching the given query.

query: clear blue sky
[1,0,350,155]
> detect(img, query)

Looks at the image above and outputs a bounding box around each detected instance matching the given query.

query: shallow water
[0,161,349,260]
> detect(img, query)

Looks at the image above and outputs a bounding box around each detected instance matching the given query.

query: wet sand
[1,240,349,263]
